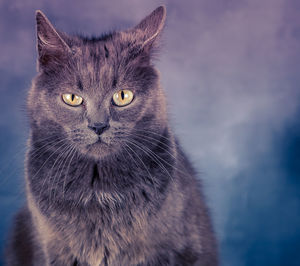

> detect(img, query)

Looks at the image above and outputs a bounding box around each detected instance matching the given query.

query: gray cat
[5,6,218,266]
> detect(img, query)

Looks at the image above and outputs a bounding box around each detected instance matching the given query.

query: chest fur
[30,195,152,265]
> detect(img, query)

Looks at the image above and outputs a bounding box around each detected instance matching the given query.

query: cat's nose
[88,122,110,135]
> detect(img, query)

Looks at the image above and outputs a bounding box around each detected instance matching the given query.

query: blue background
[0,0,300,265]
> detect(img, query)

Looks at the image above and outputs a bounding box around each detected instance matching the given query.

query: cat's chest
[49,204,149,265]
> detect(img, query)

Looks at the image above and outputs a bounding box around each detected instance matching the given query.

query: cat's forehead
[72,55,115,95]
[72,37,113,63]
[67,34,138,93]
[72,32,131,59]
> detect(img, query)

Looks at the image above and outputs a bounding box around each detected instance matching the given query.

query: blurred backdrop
[0,0,300,265]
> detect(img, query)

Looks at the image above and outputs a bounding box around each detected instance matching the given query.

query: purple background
[0,0,300,265]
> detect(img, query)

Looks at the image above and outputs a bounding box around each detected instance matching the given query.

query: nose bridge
[86,98,109,124]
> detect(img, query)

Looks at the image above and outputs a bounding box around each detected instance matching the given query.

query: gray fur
[5,6,218,266]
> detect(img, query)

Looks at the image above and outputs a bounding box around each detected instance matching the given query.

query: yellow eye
[62,93,83,106]
[112,89,134,107]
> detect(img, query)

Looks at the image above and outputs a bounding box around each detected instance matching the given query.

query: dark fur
[5,6,218,266]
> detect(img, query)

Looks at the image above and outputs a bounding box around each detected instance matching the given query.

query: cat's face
[28,7,167,160]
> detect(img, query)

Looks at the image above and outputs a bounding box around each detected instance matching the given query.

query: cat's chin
[81,140,119,161]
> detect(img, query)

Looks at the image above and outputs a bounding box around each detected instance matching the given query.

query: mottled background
[0,0,299,265]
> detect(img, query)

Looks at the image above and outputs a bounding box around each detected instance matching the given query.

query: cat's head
[28,6,168,160]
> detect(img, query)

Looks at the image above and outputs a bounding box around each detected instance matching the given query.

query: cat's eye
[112,89,134,107]
[62,93,83,106]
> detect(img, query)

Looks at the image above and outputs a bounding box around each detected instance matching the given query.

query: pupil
[71,94,75,101]
[121,90,125,100]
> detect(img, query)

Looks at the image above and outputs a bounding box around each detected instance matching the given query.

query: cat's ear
[133,6,166,50]
[35,10,71,71]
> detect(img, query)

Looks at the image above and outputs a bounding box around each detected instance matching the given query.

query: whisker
[121,143,149,186]
[30,138,70,161]
[124,137,190,179]
[32,142,70,193]
[37,142,72,204]
[49,144,75,202]
[129,128,174,143]
[120,129,189,164]
[121,131,178,162]
[120,131,192,177]
[123,142,158,199]
[62,145,77,200]
[123,139,173,181]
[0,137,72,191]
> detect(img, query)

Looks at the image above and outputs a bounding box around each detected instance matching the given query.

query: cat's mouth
[87,136,107,146]
[95,136,103,144]
[83,136,117,160]
[70,129,119,159]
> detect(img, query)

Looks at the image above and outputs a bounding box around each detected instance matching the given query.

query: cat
[5,6,218,266]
